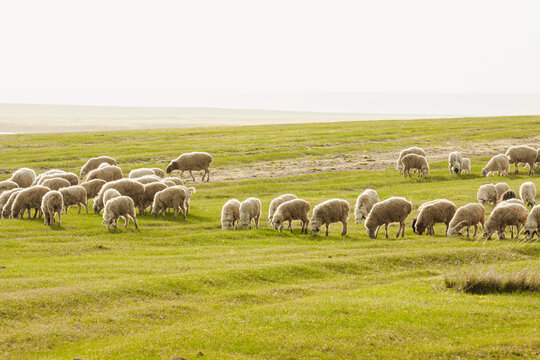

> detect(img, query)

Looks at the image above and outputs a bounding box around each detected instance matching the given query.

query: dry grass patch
[445,268,540,294]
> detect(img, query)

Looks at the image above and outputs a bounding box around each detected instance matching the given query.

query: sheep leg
[325,223,329,236]
[255,216,259,229]
[528,163,534,175]
[510,226,514,239]
[385,224,389,238]
[173,206,179,219]
[206,169,210,182]
[58,212,61,226]
[78,204,82,214]
[514,162,519,174]
[124,216,129,228]
[189,170,196,182]
[466,226,470,237]
[515,224,522,239]
[395,223,401,238]
[289,221,293,233]
[341,221,347,236]
[84,200,89,214]
[131,214,139,230]
[180,203,186,220]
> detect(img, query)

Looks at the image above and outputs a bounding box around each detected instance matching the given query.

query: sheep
[447,203,485,237]
[59,185,88,214]
[477,184,498,206]
[41,190,63,226]
[97,163,110,169]
[506,145,537,175]
[38,172,78,186]
[142,182,168,213]
[221,199,241,230]
[151,168,166,178]
[272,199,311,234]
[134,175,162,185]
[519,181,536,207]
[396,147,426,173]
[448,151,463,174]
[85,165,123,183]
[103,196,139,230]
[40,177,71,191]
[0,180,18,195]
[268,194,297,224]
[365,197,411,239]
[93,179,145,215]
[498,190,516,203]
[151,186,187,219]
[0,188,23,218]
[11,185,50,219]
[166,152,213,182]
[309,198,349,236]
[79,156,117,179]
[33,169,65,185]
[174,185,196,215]
[239,197,262,230]
[482,154,510,177]
[103,189,122,205]
[523,205,540,239]
[494,182,509,199]
[498,198,525,206]
[165,177,184,186]
[461,158,471,174]
[354,189,379,224]
[162,179,177,187]
[400,154,429,178]
[129,168,156,179]
[10,168,36,188]
[413,199,457,235]
[80,179,106,199]
[483,203,528,240]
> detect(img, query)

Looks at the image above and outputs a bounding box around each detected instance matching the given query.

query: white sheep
[166,152,213,182]
[400,154,429,178]
[10,168,36,188]
[0,180,19,195]
[494,182,509,199]
[151,168,166,178]
[477,184,498,206]
[396,147,426,173]
[354,189,379,224]
[482,154,509,177]
[134,175,162,185]
[59,185,88,214]
[93,179,145,215]
[174,185,196,215]
[40,177,71,191]
[365,197,412,239]
[221,199,241,230]
[129,168,156,179]
[239,198,262,230]
[151,187,188,219]
[519,181,536,207]
[80,179,106,200]
[448,151,463,174]
[461,158,471,174]
[11,185,50,219]
[80,156,117,179]
[413,199,457,235]
[103,189,122,205]
[506,145,537,175]
[38,172,78,186]
[272,199,311,234]
[142,182,168,213]
[447,203,485,237]
[162,179,177,187]
[165,177,184,186]
[523,205,540,239]
[41,190,63,226]
[103,196,139,230]
[0,188,23,218]
[85,165,123,183]
[33,169,65,186]
[309,198,349,236]
[268,194,297,223]
[483,202,527,240]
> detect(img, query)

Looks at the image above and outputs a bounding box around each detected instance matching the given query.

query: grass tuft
[445,269,540,294]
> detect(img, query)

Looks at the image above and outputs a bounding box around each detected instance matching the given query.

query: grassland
[0,116,539,359]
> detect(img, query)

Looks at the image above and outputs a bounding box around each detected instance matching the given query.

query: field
[0,116,539,359]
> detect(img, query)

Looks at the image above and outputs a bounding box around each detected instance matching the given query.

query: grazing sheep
[134,175,162,185]
[309,198,349,236]
[483,203,528,240]
[79,156,117,179]
[413,199,457,235]
[0,180,18,195]
[461,158,471,174]
[33,169,65,185]
[103,189,122,205]
[400,154,429,178]
[396,147,426,173]
[448,151,463,174]
[103,196,139,230]
[354,189,379,224]
[0,188,23,218]
[272,199,311,234]
[365,197,412,239]
[482,154,510,177]
[447,203,485,237]
[59,185,88,214]
[129,168,155,179]
[174,185,196,214]
[41,177,71,191]
[162,179,177,187]
[519,181,536,207]
[97,163,111,169]
[11,185,50,219]
[10,168,36,188]
[93,179,145,215]
[239,197,262,230]
[85,165,123,183]
[151,186,187,219]
[498,190,516,203]
[38,172,78,186]
[494,182,509,199]
[268,194,297,223]
[221,199,241,230]
[151,168,166,178]
[506,145,537,175]
[166,152,213,182]
[41,191,63,226]
[523,205,540,239]
[80,179,106,199]
[165,177,184,186]
[477,184,498,206]
[142,182,168,213]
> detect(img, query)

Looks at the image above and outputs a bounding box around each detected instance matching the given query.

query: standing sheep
[506,145,537,175]
[272,199,311,234]
[0,180,18,195]
[128,168,156,179]
[519,182,536,207]
[174,185,196,215]
[0,188,23,218]
[396,147,426,173]
[354,189,379,224]
[10,168,36,188]
[93,179,145,215]
[41,191,64,226]
[221,199,241,230]
[81,179,106,200]
[79,156,117,179]
[498,190,516,203]
[401,154,429,178]
[448,152,463,174]
[268,194,297,224]
[166,152,213,182]
[11,185,50,219]
[413,199,457,235]
[151,168,166,178]
[447,203,485,237]
[365,197,412,239]
[151,186,188,219]
[41,178,71,191]
[477,184,498,206]
[461,158,471,174]
[33,169,65,185]
[59,185,88,214]
[103,189,122,205]
[494,182,509,199]
[134,175,162,185]
[38,172,78,186]
[165,177,184,186]
[103,196,139,230]
[483,203,528,240]
[309,199,349,236]
[239,198,262,230]
[482,154,510,177]
[85,165,123,183]
[142,182,168,213]
[523,205,540,239]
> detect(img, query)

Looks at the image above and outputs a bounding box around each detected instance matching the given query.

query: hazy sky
[0,0,539,113]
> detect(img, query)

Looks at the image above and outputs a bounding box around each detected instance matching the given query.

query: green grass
[0,117,539,359]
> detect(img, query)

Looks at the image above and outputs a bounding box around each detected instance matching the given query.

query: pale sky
[0,0,539,114]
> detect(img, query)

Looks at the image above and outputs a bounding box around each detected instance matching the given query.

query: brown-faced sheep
[523,205,540,239]
[151,187,187,219]
[498,190,516,203]
[482,154,509,177]
[447,203,485,237]
[41,178,71,191]
[483,203,527,240]
[80,156,117,179]
[268,194,297,223]
[103,196,138,230]
[477,184,497,206]
[506,145,537,175]
[519,182,536,207]
[272,199,311,234]
[221,199,241,230]
[11,185,50,219]
[93,179,144,215]
[396,147,426,173]
[354,189,379,224]
[10,168,36,188]
[494,182,509,199]
[365,197,412,239]
[81,179,106,200]
[401,154,429,178]
[41,191,63,226]
[85,165,123,183]
[0,180,18,195]
[413,199,457,235]
[166,152,213,182]
[59,185,88,214]
[0,188,23,218]
[239,198,262,230]
[448,152,463,174]
[142,182,168,213]
[309,199,350,236]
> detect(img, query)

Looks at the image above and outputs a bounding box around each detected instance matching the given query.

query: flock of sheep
[1,145,540,240]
